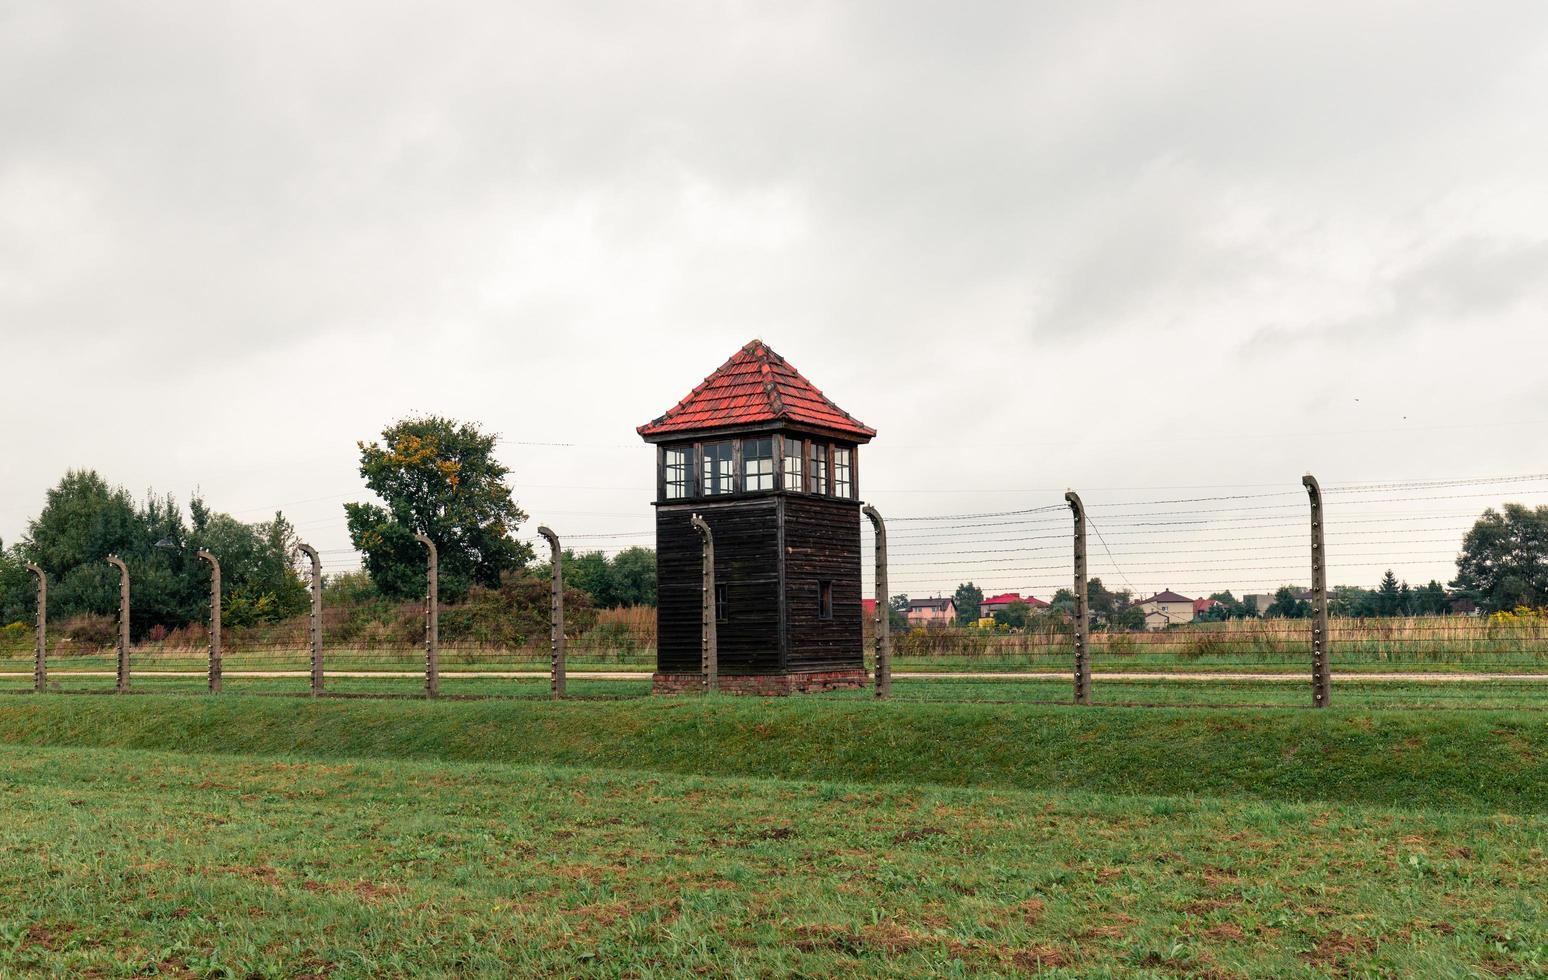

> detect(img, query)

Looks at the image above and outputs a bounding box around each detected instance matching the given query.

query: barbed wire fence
[2,471,1546,709]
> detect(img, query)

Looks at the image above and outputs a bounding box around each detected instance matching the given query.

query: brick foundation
[652,669,869,696]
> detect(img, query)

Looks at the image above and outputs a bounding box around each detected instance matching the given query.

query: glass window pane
[743,437,773,491]
[834,447,852,499]
[783,439,804,491]
[812,444,829,495]
[702,442,733,495]
[664,447,688,500]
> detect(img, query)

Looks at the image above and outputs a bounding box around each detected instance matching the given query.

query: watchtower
[638,340,876,694]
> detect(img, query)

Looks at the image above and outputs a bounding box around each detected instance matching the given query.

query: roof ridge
[638,340,875,440]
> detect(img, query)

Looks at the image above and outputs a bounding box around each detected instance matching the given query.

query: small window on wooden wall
[663,447,689,499]
[702,441,733,496]
[783,439,804,491]
[812,444,829,495]
[834,447,852,498]
[743,437,774,491]
[819,580,834,620]
[715,583,729,622]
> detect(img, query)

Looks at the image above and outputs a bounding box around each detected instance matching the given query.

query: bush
[441,575,596,648]
[0,621,29,654]
[60,614,116,651]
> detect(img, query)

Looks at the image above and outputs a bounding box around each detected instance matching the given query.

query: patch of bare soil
[893,827,948,844]
[1300,931,1377,973]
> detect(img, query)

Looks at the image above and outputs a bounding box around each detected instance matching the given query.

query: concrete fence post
[296,543,322,696]
[25,564,46,692]
[1303,474,1332,708]
[414,534,440,699]
[104,555,130,692]
[197,550,221,693]
[862,504,890,699]
[1065,492,1091,705]
[690,514,718,694]
[537,526,566,700]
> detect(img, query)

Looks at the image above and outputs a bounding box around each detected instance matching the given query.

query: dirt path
[23,670,1548,683]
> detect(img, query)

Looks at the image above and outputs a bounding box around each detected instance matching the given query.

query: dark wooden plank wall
[781,494,864,672]
[656,500,783,674]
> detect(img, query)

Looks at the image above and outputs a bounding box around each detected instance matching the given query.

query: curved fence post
[413,534,440,699]
[1303,474,1332,708]
[862,504,890,699]
[105,555,130,692]
[196,550,221,693]
[25,564,46,692]
[537,526,566,700]
[1064,492,1091,705]
[296,543,322,696]
[690,514,718,694]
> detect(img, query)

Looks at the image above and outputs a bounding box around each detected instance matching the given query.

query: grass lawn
[0,744,1543,977]
[4,668,1545,711]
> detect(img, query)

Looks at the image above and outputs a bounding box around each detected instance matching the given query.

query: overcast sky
[4,1,1548,598]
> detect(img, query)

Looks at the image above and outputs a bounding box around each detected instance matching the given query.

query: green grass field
[3,667,1546,711]
[0,695,1542,975]
[0,744,1543,977]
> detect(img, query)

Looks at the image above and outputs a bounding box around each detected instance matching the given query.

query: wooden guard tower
[639,340,876,694]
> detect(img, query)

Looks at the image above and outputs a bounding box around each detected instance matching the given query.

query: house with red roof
[1136,589,1195,630]
[979,592,1049,618]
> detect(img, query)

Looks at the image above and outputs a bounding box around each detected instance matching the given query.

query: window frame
[742,436,774,492]
[663,446,690,500]
[812,443,829,496]
[783,437,805,492]
[702,440,734,496]
[833,446,852,499]
[819,580,834,620]
[715,583,729,623]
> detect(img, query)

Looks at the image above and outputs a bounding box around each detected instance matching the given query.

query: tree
[888,594,910,631]
[610,547,657,607]
[1374,570,1402,617]
[1330,585,1373,617]
[15,471,305,636]
[1452,505,1548,612]
[993,599,1031,629]
[0,540,31,626]
[1264,585,1310,619]
[549,547,656,609]
[1049,588,1075,617]
[1201,590,1249,621]
[1413,580,1449,615]
[953,582,983,624]
[345,417,535,602]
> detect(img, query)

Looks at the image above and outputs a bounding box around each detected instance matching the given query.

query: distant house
[905,597,957,628]
[1193,597,1222,618]
[1136,590,1195,630]
[980,592,1049,618]
[861,598,878,620]
[1246,589,1313,617]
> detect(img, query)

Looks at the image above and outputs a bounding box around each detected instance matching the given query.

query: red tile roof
[981,592,1050,609]
[638,340,876,441]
